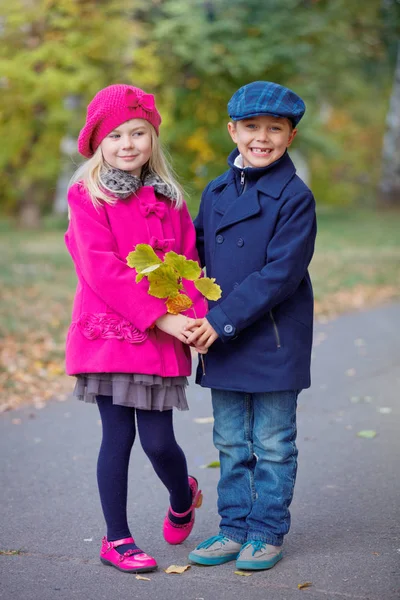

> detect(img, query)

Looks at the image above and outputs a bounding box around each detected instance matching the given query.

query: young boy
[186,81,316,571]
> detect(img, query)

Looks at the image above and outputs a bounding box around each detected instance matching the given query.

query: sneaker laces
[196,534,230,549]
[242,540,267,556]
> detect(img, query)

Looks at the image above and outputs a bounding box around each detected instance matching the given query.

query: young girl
[65,84,206,574]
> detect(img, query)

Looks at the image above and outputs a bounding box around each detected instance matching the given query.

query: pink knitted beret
[78,84,162,158]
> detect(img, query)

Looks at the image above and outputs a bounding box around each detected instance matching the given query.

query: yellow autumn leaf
[164,251,201,281]
[298,582,312,589]
[147,265,182,299]
[164,564,191,574]
[234,571,252,577]
[47,363,64,376]
[126,244,161,271]
[135,575,151,581]
[201,460,220,468]
[166,294,193,315]
[194,277,222,301]
[193,416,214,424]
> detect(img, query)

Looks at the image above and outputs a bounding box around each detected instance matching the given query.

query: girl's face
[227,115,297,168]
[100,118,153,176]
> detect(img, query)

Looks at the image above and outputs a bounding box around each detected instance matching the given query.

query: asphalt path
[1,303,399,600]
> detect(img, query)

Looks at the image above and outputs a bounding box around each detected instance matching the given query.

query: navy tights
[96,395,192,548]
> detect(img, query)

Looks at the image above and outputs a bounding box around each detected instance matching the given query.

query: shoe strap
[169,489,202,518]
[107,536,135,548]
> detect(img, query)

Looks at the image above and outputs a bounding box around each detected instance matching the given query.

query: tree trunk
[17,183,44,229]
[379,42,400,207]
[18,202,41,229]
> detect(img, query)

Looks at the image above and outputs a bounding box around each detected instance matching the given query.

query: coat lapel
[215,186,261,231]
[211,151,297,231]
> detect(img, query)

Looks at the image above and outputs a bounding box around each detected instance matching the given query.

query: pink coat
[65,183,207,377]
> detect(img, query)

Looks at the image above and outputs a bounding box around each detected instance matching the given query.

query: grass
[0,207,399,410]
[311,207,400,315]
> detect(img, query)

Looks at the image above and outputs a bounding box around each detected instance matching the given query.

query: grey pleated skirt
[73,373,189,411]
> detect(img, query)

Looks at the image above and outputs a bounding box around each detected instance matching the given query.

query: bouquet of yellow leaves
[126,244,222,314]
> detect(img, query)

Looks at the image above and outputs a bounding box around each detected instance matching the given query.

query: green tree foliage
[0,0,140,216]
[143,0,398,205]
[0,0,398,217]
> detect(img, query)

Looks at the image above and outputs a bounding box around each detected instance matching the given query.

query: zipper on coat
[269,310,281,348]
[240,170,247,194]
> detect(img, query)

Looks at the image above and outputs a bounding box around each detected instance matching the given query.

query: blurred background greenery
[1,0,400,220]
[0,0,400,409]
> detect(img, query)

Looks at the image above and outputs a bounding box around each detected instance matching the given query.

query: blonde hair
[69,123,184,209]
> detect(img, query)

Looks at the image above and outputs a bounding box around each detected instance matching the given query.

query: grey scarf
[100,167,178,202]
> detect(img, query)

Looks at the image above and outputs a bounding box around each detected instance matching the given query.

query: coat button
[224,324,234,334]
[237,237,244,247]
[216,234,224,244]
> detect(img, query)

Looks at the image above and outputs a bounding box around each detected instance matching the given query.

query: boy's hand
[155,314,196,344]
[184,318,219,349]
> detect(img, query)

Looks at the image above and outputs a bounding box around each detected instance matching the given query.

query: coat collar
[211,149,297,230]
[211,149,297,198]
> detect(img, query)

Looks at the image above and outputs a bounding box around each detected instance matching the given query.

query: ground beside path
[1,303,399,600]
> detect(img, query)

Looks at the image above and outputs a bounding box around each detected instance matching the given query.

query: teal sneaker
[236,540,283,571]
[188,534,242,566]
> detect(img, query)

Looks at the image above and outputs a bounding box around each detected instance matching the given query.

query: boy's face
[227,115,297,169]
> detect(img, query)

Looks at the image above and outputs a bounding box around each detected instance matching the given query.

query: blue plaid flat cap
[228,81,305,126]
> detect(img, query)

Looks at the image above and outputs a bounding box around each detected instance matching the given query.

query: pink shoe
[163,476,203,545]
[100,536,157,573]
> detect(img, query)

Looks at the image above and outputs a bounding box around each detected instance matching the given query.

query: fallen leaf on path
[193,417,214,424]
[201,461,220,468]
[136,575,151,581]
[164,565,191,574]
[11,418,21,425]
[357,430,377,439]
[298,582,312,589]
[378,407,392,414]
[346,368,356,377]
[234,571,252,577]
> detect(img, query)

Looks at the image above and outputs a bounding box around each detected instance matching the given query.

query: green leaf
[164,251,201,280]
[202,461,220,468]
[194,277,222,301]
[140,264,162,275]
[147,264,182,299]
[356,430,377,439]
[135,264,161,284]
[127,244,162,271]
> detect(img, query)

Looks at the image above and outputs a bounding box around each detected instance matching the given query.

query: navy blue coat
[194,149,317,393]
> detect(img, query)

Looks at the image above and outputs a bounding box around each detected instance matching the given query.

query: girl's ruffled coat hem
[73,373,189,411]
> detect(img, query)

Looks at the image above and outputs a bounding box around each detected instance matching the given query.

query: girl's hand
[184,318,219,349]
[155,313,196,344]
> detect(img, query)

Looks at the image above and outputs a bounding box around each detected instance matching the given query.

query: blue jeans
[211,389,299,546]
